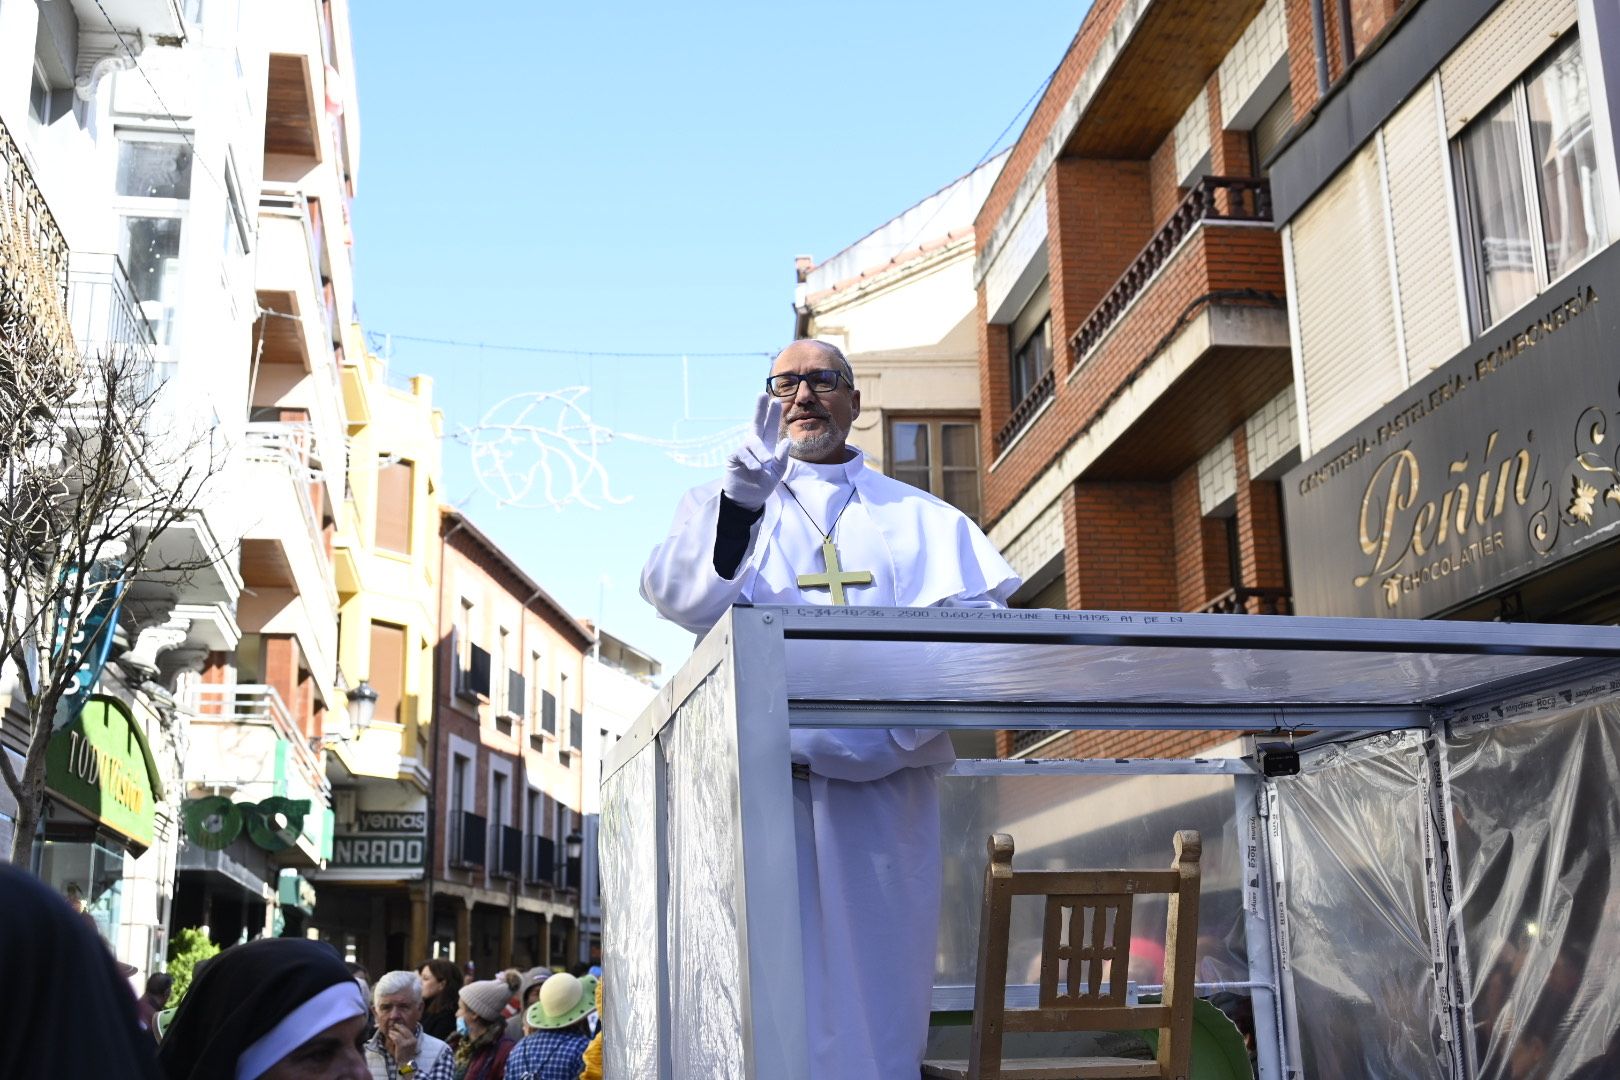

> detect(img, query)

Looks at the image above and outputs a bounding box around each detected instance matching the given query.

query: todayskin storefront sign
[44,696,163,851]
[1284,246,1620,620]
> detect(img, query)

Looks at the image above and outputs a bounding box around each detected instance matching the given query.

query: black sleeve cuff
[714,493,765,579]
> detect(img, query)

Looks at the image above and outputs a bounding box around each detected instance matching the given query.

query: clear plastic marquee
[601,605,1620,1080]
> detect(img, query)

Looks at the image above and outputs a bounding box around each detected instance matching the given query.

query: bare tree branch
[1,302,224,863]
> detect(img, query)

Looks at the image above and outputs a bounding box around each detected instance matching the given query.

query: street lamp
[557,831,583,888]
[347,680,378,732]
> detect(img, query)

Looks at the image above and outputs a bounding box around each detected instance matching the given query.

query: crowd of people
[1,862,604,1080]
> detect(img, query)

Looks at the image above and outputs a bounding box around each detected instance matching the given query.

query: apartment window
[375,459,414,553]
[492,772,507,832]
[454,597,474,694]
[888,417,981,521]
[1454,33,1606,331]
[114,133,193,345]
[222,157,250,259]
[1009,316,1051,406]
[1251,86,1294,175]
[369,621,406,725]
[451,754,469,811]
[558,672,570,741]
[28,62,51,131]
[529,652,543,720]
[495,627,510,715]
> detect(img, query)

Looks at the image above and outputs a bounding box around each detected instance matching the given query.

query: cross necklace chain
[782,480,873,605]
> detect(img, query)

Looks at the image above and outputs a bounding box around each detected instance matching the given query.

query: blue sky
[349,1,1088,671]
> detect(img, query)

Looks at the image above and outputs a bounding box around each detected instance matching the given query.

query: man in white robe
[641,340,1020,1079]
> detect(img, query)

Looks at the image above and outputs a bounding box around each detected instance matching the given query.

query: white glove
[722,392,792,510]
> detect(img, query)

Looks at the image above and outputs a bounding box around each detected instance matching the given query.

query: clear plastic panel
[662,665,746,1078]
[1274,732,1449,1078]
[784,637,1580,707]
[601,742,659,1080]
[1445,697,1620,1079]
[935,772,1248,992]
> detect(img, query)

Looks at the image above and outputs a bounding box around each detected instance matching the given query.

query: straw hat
[526,973,598,1030]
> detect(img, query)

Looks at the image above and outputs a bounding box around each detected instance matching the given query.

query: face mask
[455,1017,470,1038]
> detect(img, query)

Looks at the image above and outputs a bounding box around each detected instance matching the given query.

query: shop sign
[279,870,317,914]
[183,795,310,853]
[45,696,162,850]
[1284,245,1620,619]
[331,809,426,869]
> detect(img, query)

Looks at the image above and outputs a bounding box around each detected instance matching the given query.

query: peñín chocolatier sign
[1283,244,1620,620]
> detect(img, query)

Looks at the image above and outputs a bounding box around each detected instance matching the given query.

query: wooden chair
[923,830,1202,1080]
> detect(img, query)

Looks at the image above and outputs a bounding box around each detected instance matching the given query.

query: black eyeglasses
[765,369,851,397]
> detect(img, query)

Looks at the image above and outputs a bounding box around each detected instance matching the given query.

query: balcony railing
[1199,586,1293,615]
[1070,176,1273,364]
[493,824,523,878]
[1007,729,1052,756]
[242,421,338,601]
[0,115,73,364]
[66,253,160,398]
[449,810,487,868]
[188,683,329,798]
[994,366,1056,453]
[526,834,556,885]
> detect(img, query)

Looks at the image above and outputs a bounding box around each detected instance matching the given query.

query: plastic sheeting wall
[662,666,746,1078]
[601,740,660,1079]
[936,772,1248,991]
[1446,699,1620,1079]
[1275,732,1450,1078]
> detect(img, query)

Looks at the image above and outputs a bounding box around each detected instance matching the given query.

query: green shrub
[166,928,220,1004]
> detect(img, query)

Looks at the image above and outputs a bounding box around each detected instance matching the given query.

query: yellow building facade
[310,340,445,970]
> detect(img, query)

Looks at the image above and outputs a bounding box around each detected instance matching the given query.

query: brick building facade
[972,0,1301,758]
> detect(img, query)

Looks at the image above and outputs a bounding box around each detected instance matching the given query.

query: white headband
[236,980,368,1080]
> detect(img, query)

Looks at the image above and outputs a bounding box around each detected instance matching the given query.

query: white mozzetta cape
[642,448,1018,629]
[640,450,1022,1080]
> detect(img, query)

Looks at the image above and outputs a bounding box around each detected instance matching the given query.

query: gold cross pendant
[796,539,874,605]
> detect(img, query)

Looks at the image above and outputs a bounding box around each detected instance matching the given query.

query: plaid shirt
[363,1026,456,1080]
[504,1030,592,1080]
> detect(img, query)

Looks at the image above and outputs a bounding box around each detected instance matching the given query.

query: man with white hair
[364,970,455,1080]
[642,340,1020,1079]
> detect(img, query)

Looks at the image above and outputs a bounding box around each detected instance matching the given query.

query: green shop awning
[46,695,164,851]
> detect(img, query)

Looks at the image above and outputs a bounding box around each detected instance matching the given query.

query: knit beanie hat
[459,977,514,1022]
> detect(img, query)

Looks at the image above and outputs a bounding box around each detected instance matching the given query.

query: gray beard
[784,423,847,461]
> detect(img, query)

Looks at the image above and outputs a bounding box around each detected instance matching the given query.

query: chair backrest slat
[964,830,1202,1080]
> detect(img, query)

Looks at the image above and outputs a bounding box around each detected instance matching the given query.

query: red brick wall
[1171,467,1232,609]
[983,224,1284,527]
[1064,480,1178,611]
[1149,137,1184,225]
[1347,0,1398,54]
[1048,159,1154,375]
[1285,0,1323,120]
[1205,75,1253,180]
[263,635,311,737]
[977,284,1011,479]
[1232,427,1289,596]
[1033,727,1235,760]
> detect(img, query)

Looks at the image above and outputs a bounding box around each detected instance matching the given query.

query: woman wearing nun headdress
[0,862,163,1079]
[158,936,371,1079]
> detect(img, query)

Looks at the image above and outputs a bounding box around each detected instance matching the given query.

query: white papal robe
[640,448,1020,1080]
